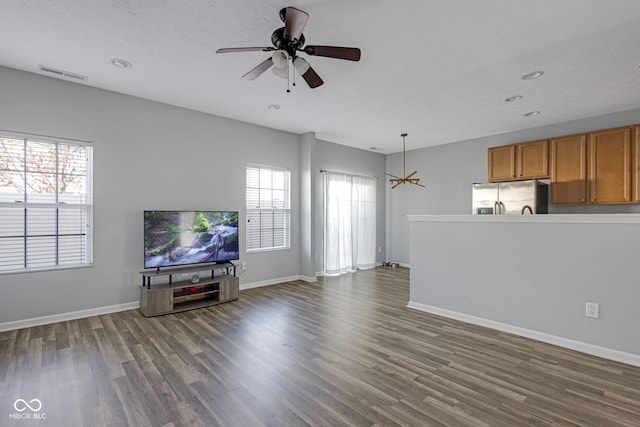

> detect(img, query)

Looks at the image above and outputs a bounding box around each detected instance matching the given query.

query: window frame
[245,163,291,252]
[0,131,93,274]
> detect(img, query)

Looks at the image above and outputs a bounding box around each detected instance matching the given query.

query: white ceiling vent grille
[38,65,88,81]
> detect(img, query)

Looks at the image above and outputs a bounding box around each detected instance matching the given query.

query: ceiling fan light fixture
[272,65,288,79]
[293,56,310,75]
[272,50,289,68]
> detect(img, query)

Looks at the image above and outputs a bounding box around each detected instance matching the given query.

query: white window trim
[246,163,291,252]
[0,130,93,274]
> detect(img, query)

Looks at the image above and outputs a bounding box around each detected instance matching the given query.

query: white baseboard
[1,276,316,332]
[240,275,310,290]
[0,301,140,332]
[407,301,640,368]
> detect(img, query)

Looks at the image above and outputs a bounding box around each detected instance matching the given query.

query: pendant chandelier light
[385,133,424,188]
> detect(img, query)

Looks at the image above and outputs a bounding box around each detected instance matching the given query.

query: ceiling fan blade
[299,64,324,88]
[280,7,309,42]
[242,58,274,80]
[303,45,361,61]
[217,47,274,53]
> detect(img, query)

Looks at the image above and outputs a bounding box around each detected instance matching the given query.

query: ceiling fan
[216,6,361,89]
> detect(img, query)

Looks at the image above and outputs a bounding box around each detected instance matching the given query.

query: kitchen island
[407,214,640,366]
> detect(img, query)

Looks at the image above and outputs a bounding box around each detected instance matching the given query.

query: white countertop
[407,214,640,224]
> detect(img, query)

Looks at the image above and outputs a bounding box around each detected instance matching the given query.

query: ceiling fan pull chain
[287,62,291,93]
[292,62,297,88]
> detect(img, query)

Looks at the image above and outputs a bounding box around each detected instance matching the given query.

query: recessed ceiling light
[111,58,132,69]
[521,71,544,80]
[524,111,541,117]
[268,104,280,110]
[505,95,523,102]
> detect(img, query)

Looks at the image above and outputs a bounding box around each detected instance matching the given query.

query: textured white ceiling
[1,0,640,153]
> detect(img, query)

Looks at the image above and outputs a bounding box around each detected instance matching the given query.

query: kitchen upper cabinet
[587,126,632,204]
[550,126,633,205]
[488,145,516,182]
[488,140,549,182]
[517,140,549,179]
[488,124,638,204]
[550,134,587,204]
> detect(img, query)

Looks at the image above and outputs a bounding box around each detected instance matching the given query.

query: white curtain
[323,171,376,276]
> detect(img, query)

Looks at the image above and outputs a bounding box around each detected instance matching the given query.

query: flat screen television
[144,210,239,269]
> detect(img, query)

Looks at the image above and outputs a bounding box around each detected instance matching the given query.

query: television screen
[144,210,239,269]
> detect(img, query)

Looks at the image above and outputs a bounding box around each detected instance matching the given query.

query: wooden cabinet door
[633,126,640,202]
[219,278,239,302]
[588,127,632,204]
[550,134,587,204]
[140,288,173,316]
[517,140,549,179]
[488,145,516,182]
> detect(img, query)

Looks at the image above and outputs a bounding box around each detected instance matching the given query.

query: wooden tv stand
[139,262,239,317]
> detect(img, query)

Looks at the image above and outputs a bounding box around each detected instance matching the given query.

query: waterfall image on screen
[144,211,239,269]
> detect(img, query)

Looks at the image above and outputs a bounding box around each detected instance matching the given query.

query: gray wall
[0,66,388,325]
[1,62,638,330]
[0,66,379,325]
[386,110,640,264]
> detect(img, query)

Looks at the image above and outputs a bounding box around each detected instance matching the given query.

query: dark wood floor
[2,267,640,426]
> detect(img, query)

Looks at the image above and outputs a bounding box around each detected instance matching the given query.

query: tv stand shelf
[139,262,239,317]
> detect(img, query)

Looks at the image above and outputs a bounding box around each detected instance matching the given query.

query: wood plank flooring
[2,267,640,426]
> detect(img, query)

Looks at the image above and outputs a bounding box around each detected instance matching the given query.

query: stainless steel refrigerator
[472,180,548,215]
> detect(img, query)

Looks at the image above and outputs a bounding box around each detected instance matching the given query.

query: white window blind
[0,133,93,273]
[246,164,290,251]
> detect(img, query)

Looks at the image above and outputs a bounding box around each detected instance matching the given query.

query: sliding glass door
[323,171,376,276]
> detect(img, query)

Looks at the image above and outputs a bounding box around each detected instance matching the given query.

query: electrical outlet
[586,302,599,319]
[242,262,247,271]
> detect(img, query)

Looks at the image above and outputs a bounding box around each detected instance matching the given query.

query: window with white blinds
[246,164,290,251]
[0,133,93,273]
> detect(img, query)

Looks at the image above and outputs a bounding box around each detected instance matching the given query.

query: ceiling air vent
[38,65,88,81]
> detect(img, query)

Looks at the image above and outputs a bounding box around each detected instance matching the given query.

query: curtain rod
[0,128,92,145]
[320,169,378,180]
